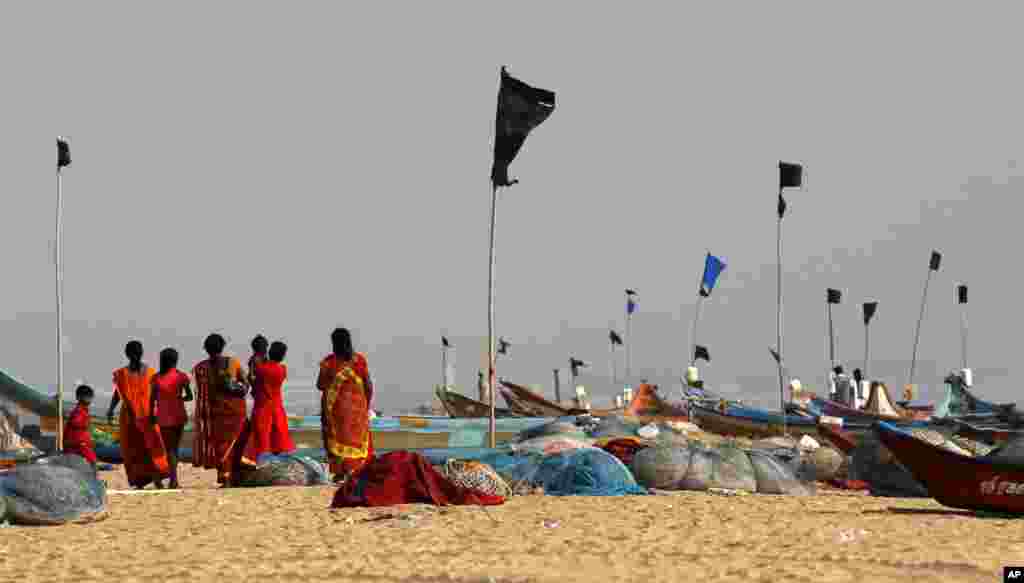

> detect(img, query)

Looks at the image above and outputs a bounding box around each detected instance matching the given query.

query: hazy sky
[2,2,1022,413]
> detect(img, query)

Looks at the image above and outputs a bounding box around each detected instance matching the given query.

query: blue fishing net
[236,453,329,487]
[487,448,648,496]
[0,454,107,525]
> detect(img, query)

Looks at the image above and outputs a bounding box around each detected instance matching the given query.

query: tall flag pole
[441,335,452,391]
[825,288,842,398]
[862,301,878,380]
[957,284,968,370]
[487,66,555,447]
[908,250,942,392]
[690,252,726,366]
[777,161,803,436]
[609,328,623,386]
[625,289,637,386]
[55,137,71,453]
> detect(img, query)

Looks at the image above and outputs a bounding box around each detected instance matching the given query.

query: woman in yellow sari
[317,328,375,483]
[191,333,250,486]
[106,340,170,489]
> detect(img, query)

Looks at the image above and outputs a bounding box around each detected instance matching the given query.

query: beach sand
[0,465,1019,583]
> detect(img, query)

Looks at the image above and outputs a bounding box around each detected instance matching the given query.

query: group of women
[106,327,374,489]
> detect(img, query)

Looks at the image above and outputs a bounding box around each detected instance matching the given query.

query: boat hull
[435,387,519,418]
[691,404,819,439]
[876,421,1024,514]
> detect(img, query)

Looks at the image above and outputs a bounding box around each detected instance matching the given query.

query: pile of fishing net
[511,420,595,456]
[0,454,107,525]
[631,440,816,496]
[482,447,648,496]
[236,453,329,487]
[847,433,928,497]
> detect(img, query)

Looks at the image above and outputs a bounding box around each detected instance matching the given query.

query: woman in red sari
[317,328,375,483]
[106,340,170,489]
[243,340,295,461]
[150,348,193,489]
[191,333,250,486]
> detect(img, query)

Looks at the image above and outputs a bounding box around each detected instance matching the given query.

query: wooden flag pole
[487,184,499,448]
[55,157,65,453]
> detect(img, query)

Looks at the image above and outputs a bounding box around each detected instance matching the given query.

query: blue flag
[627,298,637,315]
[699,253,726,297]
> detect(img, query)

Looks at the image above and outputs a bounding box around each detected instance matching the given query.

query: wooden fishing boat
[690,402,820,439]
[808,381,933,425]
[622,383,690,423]
[498,380,592,417]
[875,421,1024,514]
[434,387,519,418]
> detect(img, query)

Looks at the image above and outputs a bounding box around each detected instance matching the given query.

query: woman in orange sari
[191,333,250,486]
[317,328,375,483]
[106,340,170,489]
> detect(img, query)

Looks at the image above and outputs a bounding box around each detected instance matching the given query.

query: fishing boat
[690,401,819,439]
[806,380,933,424]
[621,383,690,422]
[498,380,592,417]
[875,421,1024,514]
[434,386,519,418]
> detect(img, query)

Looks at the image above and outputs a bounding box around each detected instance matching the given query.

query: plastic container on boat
[961,368,973,387]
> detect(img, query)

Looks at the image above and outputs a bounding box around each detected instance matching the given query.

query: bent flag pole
[486,67,555,448]
[908,250,942,389]
[55,137,71,453]
[690,252,726,366]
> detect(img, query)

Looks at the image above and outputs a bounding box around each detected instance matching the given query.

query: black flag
[778,161,803,219]
[497,337,511,355]
[863,301,878,325]
[441,336,450,348]
[694,345,711,363]
[57,138,71,168]
[957,284,968,305]
[569,357,588,377]
[491,67,556,188]
[779,161,803,188]
[609,330,623,346]
[769,347,782,364]
[827,288,842,304]
[929,250,942,271]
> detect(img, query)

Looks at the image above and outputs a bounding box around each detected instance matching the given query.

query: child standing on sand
[64,384,97,468]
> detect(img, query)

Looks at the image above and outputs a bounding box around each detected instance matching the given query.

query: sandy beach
[0,466,1015,583]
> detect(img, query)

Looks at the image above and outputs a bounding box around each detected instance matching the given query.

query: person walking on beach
[192,333,250,487]
[150,348,193,489]
[63,384,97,467]
[243,340,295,461]
[108,341,170,489]
[248,334,268,388]
[317,328,374,484]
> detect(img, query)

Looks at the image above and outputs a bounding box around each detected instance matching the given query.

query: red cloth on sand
[330,451,505,508]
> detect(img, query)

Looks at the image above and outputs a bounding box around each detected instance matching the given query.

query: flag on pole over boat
[862,301,878,325]
[609,330,623,346]
[693,345,711,363]
[929,250,942,271]
[57,138,71,168]
[699,253,726,297]
[777,161,803,218]
[491,67,556,188]
[626,289,638,315]
[827,288,842,304]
